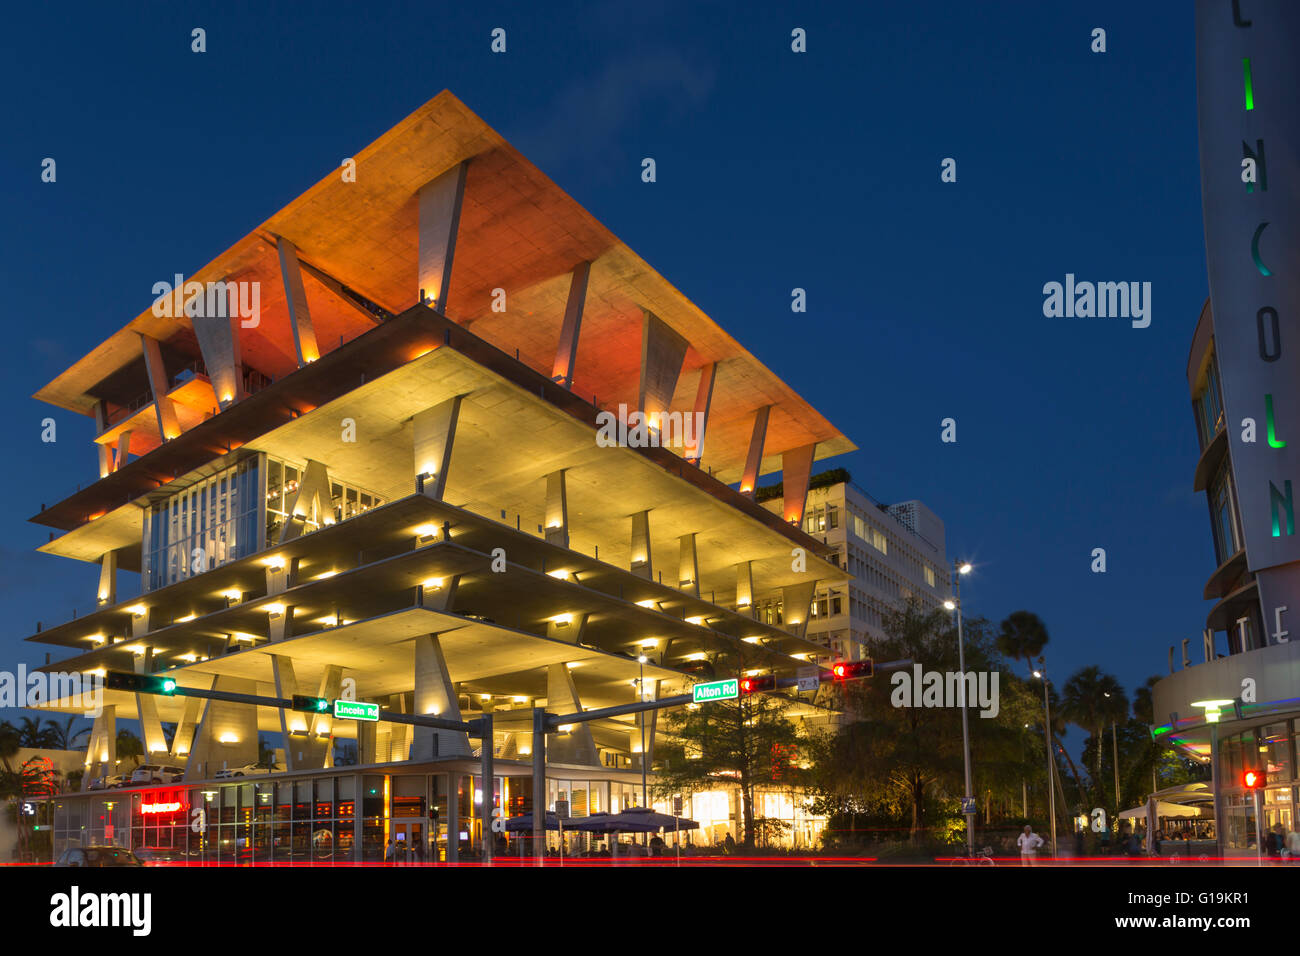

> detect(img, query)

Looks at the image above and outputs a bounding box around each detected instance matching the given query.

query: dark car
[54,845,144,867]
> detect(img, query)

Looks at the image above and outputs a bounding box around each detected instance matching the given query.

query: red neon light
[141,801,183,814]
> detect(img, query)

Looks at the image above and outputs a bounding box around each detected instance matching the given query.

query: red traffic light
[1243,769,1266,789]
[739,675,775,694]
[830,660,873,681]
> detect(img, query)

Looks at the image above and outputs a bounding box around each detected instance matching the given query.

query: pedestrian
[384,839,396,864]
[1017,825,1044,866]
[650,835,665,858]
[1074,827,1085,859]
[723,832,736,855]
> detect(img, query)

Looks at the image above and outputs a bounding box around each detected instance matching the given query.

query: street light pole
[1035,668,1058,859]
[1104,691,1120,815]
[945,561,975,857]
[637,654,648,808]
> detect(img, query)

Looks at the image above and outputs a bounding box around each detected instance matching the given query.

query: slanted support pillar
[93,401,112,478]
[190,280,245,408]
[781,580,819,640]
[638,310,689,423]
[545,470,570,548]
[684,363,716,465]
[278,461,332,544]
[546,612,588,643]
[630,510,653,580]
[417,161,469,311]
[170,690,208,763]
[412,634,472,759]
[83,705,117,790]
[782,443,817,526]
[413,396,463,501]
[678,533,699,597]
[740,405,772,497]
[185,676,259,780]
[736,561,755,616]
[276,236,321,366]
[552,261,591,388]
[136,691,168,759]
[546,663,599,766]
[97,549,119,607]
[140,334,181,440]
[114,431,133,472]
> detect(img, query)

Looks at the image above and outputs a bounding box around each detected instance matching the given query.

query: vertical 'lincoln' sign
[1195,0,1300,644]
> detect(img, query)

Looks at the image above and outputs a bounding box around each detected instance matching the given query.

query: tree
[0,722,20,773]
[44,716,89,752]
[14,717,55,749]
[115,729,144,766]
[655,649,800,849]
[997,612,1050,677]
[1061,666,1128,802]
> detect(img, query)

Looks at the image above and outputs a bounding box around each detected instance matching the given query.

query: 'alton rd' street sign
[692,678,739,704]
[333,700,380,721]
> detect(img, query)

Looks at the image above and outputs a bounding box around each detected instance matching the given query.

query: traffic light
[291,695,331,713]
[739,675,775,694]
[1243,768,1266,789]
[104,671,178,695]
[830,660,873,681]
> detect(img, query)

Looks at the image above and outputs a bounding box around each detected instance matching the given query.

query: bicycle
[948,845,996,866]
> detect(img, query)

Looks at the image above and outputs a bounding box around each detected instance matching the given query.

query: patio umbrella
[503,812,567,832]
[574,807,699,833]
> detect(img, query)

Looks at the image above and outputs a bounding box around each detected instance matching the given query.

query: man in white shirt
[1017,825,1045,866]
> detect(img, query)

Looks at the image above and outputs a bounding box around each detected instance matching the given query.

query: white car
[130,764,185,786]
[88,773,130,791]
[214,762,282,779]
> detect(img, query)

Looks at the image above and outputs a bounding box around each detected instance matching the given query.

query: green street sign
[333,699,380,721]
[692,678,739,704]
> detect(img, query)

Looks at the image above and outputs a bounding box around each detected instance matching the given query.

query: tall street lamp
[1033,666,1058,858]
[943,560,974,857]
[637,653,649,809]
[1104,691,1120,814]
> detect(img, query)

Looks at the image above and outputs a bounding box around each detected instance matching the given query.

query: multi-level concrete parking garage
[25,91,857,862]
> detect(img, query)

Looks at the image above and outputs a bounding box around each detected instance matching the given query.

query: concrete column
[417,161,469,310]
[357,719,377,765]
[93,401,112,478]
[419,574,459,612]
[386,694,412,763]
[782,443,817,526]
[552,261,591,388]
[83,704,116,790]
[170,691,208,762]
[638,310,689,423]
[135,691,168,759]
[276,236,320,366]
[546,663,599,766]
[270,656,334,770]
[684,363,716,464]
[678,533,699,597]
[264,556,298,598]
[190,280,245,408]
[279,460,332,544]
[545,470,570,548]
[128,606,156,640]
[781,580,818,640]
[185,676,259,780]
[97,549,119,606]
[140,334,181,440]
[412,634,472,759]
[736,561,755,616]
[114,430,132,472]
[413,395,463,501]
[546,612,588,644]
[268,604,295,642]
[740,405,771,496]
[630,510,653,580]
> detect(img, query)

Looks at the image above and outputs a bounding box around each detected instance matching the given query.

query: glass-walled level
[263,455,384,546]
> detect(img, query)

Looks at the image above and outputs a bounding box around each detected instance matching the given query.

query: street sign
[796,665,820,692]
[555,799,569,820]
[333,699,380,721]
[960,797,977,815]
[673,795,683,815]
[692,678,739,703]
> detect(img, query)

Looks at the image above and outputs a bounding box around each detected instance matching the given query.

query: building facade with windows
[23,91,851,860]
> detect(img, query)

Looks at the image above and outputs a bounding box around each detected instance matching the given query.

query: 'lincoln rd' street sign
[333,699,380,721]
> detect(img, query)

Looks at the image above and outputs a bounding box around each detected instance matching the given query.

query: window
[924,565,935,587]
[1209,460,1241,564]
[1195,359,1226,450]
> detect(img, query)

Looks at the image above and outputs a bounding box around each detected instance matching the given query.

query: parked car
[130,764,185,785]
[54,845,143,867]
[88,773,130,791]
[133,846,201,865]
[214,761,282,779]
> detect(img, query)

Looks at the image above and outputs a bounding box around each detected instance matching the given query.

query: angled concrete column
[417,161,469,310]
[781,580,818,640]
[413,395,463,501]
[270,656,333,770]
[264,556,299,598]
[782,443,817,526]
[552,261,591,388]
[385,694,412,763]
[736,561,755,616]
[190,281,245,408]
[128,606,156,639]
[740,405,772,496]
[684,363,716,464]
[276,236,321,366]
[140,334,181,440]
[135,691,168,759]
[630,510,653,580]
[170,690,209,762]
[82,705,116,790]
[545,470,570,548]
[546,612,588,643]
[678,533,699,596]
[279,460,332,544]
[419,574,460,612]
[185,676,259,780]
[268,604,295,642]
[97,549,119,606]
[114,430,132,472]
[412,634,472,759]
[357,720,377,765]
[632,679,661,773]
[93,401,112,478]
[546,663,599,766]
[638,310,689,422]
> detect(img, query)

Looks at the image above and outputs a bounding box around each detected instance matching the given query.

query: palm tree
[0,721,20,773]
[115,729,144,767]
[15,717,55,749]
[44,716,89,752]
[998,611,1050,676]
[1061,666,1129,798]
